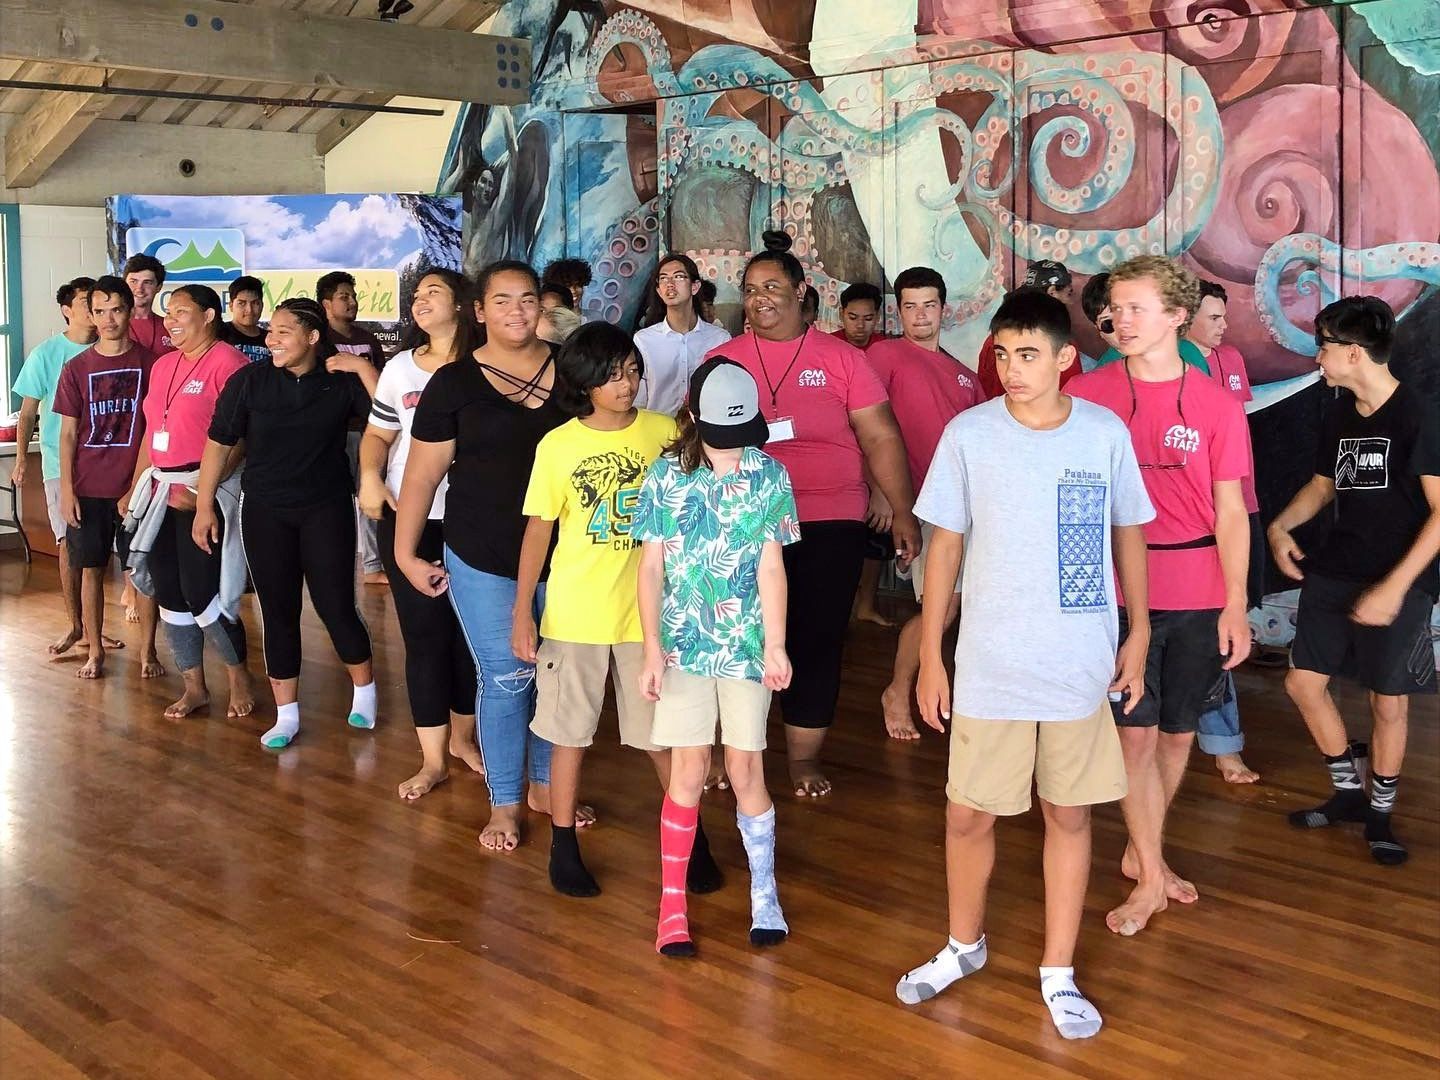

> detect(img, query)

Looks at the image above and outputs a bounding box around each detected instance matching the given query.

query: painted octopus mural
[441,0,1439,512]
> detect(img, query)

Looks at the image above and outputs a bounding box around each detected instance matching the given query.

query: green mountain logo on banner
[168,240,242,274]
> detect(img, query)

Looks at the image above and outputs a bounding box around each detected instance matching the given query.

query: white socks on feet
[347,682,377,729]
[1040,967,1102,1039]
[895,935,987,1004]
[262,703,300,749]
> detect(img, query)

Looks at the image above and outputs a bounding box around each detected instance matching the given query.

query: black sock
[1348,741,1370,789]
[1366,775,1407,865]
[1289,750,1367,829]
[686,820,724,894]
[549,825,601,897]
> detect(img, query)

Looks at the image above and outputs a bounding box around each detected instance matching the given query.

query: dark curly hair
[554,321,644,417]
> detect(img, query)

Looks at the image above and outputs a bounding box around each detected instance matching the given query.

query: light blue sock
[737,806,787,946]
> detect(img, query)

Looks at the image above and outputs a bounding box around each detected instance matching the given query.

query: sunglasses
[1314,333,1359,349]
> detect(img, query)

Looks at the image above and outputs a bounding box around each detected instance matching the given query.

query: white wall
[15,205,108,359]
[324,98,460,194]
[0,117,324,206]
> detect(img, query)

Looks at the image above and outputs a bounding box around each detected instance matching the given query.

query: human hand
[1110,625,1149,715]
[1217,603,1253,670]
[1351,581,1404,628]
[915,657,950,732]
[1268,525,1305,581]
[399,554,449,598]
[763,644,793,691]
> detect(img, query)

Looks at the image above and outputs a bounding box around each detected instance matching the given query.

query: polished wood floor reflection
[1,555,1437,1079]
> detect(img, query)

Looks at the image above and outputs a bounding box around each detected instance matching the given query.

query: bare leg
[137,593,165,678]
[122,572,140,623]
[164,667,210,719]
[345,658,373,687]
[1040,801,1092,967]
[77,568,106,679]
[945,801,996,943]
[668,745,709,804]
[271,675,299,708]
[852,559,895,627]
[448,712,485,774]
[226,664,255,717]
[399,723,450,800]
[1214,753,1260,784]
[1369,692,1408,777]
[724,747,773,817]
[526,782,596,827]
[48,542,85,655]
[547,745,587,830]
[883,594,959,741]
[705,734,729,791]
[786,724,831,798]
[1108,726,1167,935]
[1285,668,1349,757]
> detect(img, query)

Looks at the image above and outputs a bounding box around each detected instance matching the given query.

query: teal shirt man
[1095,336,1211,376]
[13,333,93,480]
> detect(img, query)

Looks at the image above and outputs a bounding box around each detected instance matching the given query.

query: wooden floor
[0,555,1437,1079]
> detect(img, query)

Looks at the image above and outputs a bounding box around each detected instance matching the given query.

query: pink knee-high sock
[656,795,699,953]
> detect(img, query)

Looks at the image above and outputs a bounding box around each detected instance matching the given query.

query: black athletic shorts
[66,496,125,570]
[1291,573,1437,696]
[863,526,891,562]
[1113,608,1227,734]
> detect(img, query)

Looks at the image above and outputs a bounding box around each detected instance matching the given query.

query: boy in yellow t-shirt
[512,322,725,898]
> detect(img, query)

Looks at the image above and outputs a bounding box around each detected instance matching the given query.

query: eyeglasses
[657,273,691,285]
[1314,333,1358,349]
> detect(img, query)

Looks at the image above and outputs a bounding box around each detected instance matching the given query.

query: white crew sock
[1040,966,1102,1040]
[895,935,987,1005]
[347,682,377,729]
[262,702,301,750]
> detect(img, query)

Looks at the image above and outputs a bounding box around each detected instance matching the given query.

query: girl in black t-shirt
[398,260,588,852]
[196,298,378,750]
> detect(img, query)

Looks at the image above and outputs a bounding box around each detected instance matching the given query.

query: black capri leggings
[779,519,867,729]
[239,495,372,681]
[149,504,247,662]
[377,509,477,727]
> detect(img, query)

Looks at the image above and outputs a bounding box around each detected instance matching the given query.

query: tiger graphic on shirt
[570,449,648,547]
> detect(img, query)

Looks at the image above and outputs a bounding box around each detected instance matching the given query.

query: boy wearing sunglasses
[1270,296,1439,866]
[1069,255,1252,937]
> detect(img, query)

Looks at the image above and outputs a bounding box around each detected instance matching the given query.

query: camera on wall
[178,158,197,178]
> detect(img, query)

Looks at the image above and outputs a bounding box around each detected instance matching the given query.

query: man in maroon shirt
[54,276,157,678]
[123,253,174,356]
[831,282,885,350]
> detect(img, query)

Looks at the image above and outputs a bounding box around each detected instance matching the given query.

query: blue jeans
[444,546,552,807]
[1196,670,1244,755]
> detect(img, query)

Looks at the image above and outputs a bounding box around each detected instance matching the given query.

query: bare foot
[122,582,139,623]
[1215,753,1260,784]
[99,634,125,650]
[447,738,486,775]
[853,606,896,628]
[226,670,256,718]
[398,766,449,800]
[140,654,166,678]
[164,688,209,719]
[48,627,83,655]
[363,572,390,587]
[705,758,729,792]
[790,759,832,798]
[479,805,524,852]
[881,683,920,740]
[77,652,105,679]
[1120,845,1199,904]
[125,603,140,624]
[1106,879,1168,936]
[527,785,597,827]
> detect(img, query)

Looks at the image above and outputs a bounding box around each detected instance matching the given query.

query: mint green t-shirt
[1095,337,1210,376]
[12,333,92,480]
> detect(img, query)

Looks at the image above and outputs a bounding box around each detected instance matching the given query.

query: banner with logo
[106,193,462,352]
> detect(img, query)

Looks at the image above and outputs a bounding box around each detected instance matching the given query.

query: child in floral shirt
[633,358,801,957]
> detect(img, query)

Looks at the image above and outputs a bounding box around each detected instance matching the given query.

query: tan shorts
[650,668,772,752]
[946,701,1127,815]
[530,639,659,751]
[44,477,66,543]
[912,521,962,602]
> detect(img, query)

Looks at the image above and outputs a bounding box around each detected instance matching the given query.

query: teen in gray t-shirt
[915,395,1154,721]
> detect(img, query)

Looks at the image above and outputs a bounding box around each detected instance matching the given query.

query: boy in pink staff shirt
[865,267,987,741]
[1069,255,1252,937]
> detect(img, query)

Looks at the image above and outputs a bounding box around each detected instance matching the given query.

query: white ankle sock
[1040,966,1102,1039]
[896,935,987,1005]
[262,703,301,749]
[347,682,377,729]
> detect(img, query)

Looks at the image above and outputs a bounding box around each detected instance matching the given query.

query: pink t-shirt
[1206,343,1259,514]
[130,313,173,356]
[1069,361,1251,610]
[143,342,248,468]
[828,327,887,350]
[711,328,887,523]
[865,336,987,493]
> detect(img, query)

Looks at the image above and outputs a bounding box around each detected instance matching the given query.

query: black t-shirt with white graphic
[221,321,272,365]
[1310,382,1440,597]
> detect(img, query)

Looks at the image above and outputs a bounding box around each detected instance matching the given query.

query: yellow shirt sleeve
[522,424,570,521]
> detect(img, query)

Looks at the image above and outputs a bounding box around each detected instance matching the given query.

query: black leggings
[239,495,372,681]
[150,504,246,663]
[780,519,867,729]
[378,509,477,727]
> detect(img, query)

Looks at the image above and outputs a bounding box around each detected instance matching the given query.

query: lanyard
[161,341,217,428]
[753,327,809,414]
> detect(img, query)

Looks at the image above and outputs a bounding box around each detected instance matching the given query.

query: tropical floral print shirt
[632,447,801,682]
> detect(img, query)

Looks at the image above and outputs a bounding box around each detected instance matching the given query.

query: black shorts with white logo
[66,496,125,570]
[1291,573,1437,696]
[1113,608,1227,734]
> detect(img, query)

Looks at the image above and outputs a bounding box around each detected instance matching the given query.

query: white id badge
[152,430,171,453]
[768,417,796,443]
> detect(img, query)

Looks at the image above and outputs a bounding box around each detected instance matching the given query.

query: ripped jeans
[444,546,553,808]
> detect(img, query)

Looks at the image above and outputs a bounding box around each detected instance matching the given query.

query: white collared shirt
[633,316,732,417]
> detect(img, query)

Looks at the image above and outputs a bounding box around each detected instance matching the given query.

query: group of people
[11,238,1437,1042]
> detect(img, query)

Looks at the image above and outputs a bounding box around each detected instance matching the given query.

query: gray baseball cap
[688,357,769,450]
